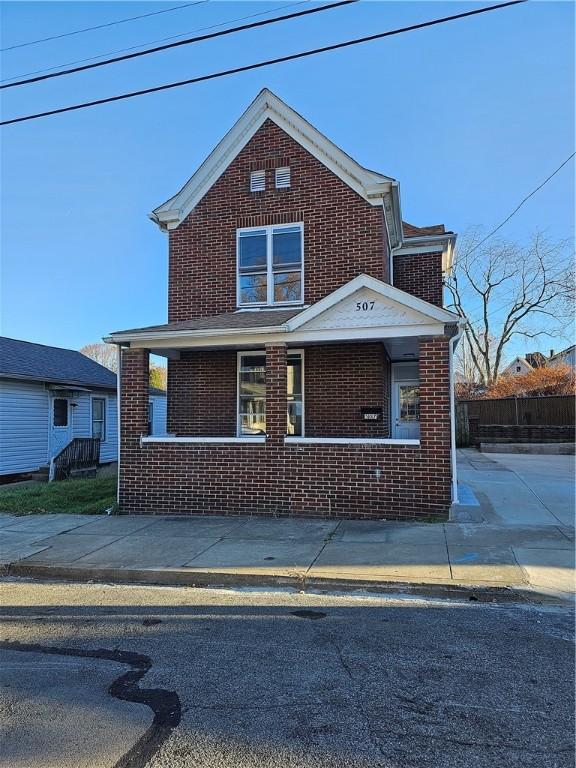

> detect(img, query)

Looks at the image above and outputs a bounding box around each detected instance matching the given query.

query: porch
[110,275,459,519]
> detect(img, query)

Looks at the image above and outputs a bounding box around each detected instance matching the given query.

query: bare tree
[446,230,574,386]
[80,342,118,372]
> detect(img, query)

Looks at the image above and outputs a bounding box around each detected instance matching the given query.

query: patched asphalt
[0,580,574,768]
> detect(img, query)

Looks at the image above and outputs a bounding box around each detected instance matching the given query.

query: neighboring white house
[502,356,533,377]
[548,345,576,370]
[0,337,166,477]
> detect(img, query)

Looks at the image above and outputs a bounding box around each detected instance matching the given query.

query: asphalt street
[0,580,574,768]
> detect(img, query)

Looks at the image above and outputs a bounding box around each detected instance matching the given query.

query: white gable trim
[286,274,458,331]
[150,89,395,231]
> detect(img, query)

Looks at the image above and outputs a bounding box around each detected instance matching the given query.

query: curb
[5,561,571,605]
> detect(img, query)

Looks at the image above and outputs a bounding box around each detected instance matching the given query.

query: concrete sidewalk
[0,451,573,601]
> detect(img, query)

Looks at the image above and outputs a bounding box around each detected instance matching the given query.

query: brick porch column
[265,343,287,444]
[419,335,451,460]
[120,347,150,450]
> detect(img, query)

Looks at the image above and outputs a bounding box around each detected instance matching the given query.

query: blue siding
[80,392,118,464]
[0,379,49,475]
[0,380,165,476]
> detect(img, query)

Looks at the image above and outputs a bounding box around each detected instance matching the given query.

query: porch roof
[105,275,461,352]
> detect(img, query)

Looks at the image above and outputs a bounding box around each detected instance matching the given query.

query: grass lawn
[0,476,117,515]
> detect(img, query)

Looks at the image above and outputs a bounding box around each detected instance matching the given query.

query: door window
[53,398,68,427]
[399,385,420,421]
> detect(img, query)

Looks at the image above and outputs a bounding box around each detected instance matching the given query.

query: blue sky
[1,1,574,360]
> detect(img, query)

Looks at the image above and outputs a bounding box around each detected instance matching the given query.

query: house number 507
[356,301,375,311]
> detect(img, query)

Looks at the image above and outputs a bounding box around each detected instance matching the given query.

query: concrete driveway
[458,450,575,527]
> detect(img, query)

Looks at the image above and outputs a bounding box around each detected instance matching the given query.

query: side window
[92,398,106,440]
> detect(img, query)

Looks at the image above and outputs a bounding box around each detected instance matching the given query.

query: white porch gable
[286,274,458,334]
[293,286,435,332]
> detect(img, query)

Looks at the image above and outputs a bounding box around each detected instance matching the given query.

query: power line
[0,1,527,127]
[461,153,576,260]
[1,1,357,90]
[0,2,208,52]
[0,2,308,84]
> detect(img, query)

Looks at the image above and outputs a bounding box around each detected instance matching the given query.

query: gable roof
[0,336,117,389]
[150,88,403,244]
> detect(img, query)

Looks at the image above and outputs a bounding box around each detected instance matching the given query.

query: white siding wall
[0,379,49,475]
[150,395,167,436]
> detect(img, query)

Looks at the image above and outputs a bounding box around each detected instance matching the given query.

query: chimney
[550,349,555,358]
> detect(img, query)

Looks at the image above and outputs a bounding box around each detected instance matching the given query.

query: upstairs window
[250,170,266,192]
[237,223,303,306]
[275,167,291,189]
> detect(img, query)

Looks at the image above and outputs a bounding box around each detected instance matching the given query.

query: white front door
[50,397,72,457]
[393,381,420,439]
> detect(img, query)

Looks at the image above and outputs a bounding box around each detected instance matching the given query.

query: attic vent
[275,167,291,189]
[250,170,266,192]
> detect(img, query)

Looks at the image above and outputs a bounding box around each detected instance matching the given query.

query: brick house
[107,89,462,519]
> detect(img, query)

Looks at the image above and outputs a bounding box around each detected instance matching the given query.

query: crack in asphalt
[0,640,181,768]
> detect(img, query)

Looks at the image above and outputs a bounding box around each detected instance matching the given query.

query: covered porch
[109,275,461,519]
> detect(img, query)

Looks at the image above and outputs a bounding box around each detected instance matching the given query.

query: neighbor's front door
[50,397,72,457]
[393,381,420,439]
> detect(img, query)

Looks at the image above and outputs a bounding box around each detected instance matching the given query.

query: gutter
[449,321,465,506]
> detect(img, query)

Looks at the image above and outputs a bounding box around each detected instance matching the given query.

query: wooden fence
[457,395,575,447]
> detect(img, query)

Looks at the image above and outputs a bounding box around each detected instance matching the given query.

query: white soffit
[150,89,395,230]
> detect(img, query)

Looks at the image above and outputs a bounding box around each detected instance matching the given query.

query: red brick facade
[118,114,453,520]
[165,343,393,439]
[393,251,444,307]
[168,119,388,321]
[119,337,452,519]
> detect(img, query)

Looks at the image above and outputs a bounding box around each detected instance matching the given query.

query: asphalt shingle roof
[0,337,117,389]
[111,308,304,336]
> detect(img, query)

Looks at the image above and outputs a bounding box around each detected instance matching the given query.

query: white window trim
[236,349,305,438]
[91,395,107,442]
[287,348,304,438]
[236,222,304,308]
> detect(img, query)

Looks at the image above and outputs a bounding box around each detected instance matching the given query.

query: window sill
[284,437,420,446]
[141,436,265,445]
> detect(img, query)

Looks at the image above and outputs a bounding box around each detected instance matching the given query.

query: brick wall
[393,251,444,307]
[165,343,393,438]
[168,119,389,321]
[167,351,236,435]
[305,343,391,437]
[118,336,452,520]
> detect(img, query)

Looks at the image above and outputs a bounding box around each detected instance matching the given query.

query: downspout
[116,344,122,508]
[449,322,465,508]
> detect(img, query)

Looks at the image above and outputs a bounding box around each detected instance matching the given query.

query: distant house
[502,356,533,377]
[0,337,166,477]
[548,345,576,371]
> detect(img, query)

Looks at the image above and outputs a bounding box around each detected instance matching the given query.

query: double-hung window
[237,223,303,306]
[237,351,304,437]
[91,398,106,441]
